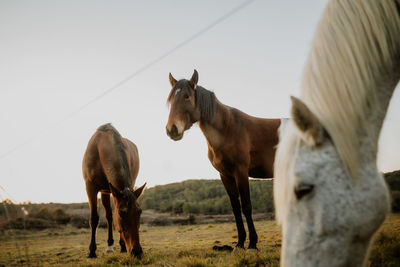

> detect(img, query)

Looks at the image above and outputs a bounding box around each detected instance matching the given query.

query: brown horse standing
[166,70,282,250]
[82,123,146,258]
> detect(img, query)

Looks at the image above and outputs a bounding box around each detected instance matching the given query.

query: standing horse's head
[166,70,200,141]
[109,183,146,258]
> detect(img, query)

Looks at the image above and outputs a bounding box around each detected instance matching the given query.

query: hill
[1,172,399,230]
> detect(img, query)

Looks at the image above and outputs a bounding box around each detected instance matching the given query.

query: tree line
[139,179,274,215]
[1,172,399,230]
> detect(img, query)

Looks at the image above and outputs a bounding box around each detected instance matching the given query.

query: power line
[0,0,255,160]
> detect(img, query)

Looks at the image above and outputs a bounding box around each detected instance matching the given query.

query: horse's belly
[249,166,272,178]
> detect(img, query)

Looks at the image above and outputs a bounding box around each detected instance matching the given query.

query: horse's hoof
[232,246,244,254]
[106,246,114,253]
[87,253,97,259]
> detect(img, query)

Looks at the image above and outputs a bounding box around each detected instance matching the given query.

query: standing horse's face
[166,70,200,141]
[110,183,146,258]
[277,97,389,266]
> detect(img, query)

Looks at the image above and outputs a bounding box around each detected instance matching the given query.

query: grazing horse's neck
[197,99,230,148]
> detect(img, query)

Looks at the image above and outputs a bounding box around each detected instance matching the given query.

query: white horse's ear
[134,182,146,199]
[291,96,325,147]
[169,73,177,88]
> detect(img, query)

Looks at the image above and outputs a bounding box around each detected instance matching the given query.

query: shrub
[391,191,400,213]
[53,209,71,225]
[0,200,24,220]
[150,216,172,226]
[1,217,56,230]
[384,171,400,191]
[70,216,89,228]
[33,207,53,220]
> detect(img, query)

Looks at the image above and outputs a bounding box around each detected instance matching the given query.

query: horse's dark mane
[97,123,132,188]
[195,86,216,123]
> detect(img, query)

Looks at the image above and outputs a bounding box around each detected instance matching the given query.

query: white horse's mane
[274,0,400,224]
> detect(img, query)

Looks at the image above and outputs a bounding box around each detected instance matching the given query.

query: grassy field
[0,215,399,266]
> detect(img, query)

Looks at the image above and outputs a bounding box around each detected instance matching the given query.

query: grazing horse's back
[83,123,145,258]
[83,124,139,190]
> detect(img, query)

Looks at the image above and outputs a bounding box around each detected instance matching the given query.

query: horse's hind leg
[237,173,258,250]
[101,193,114,253]
[220,174,246,249]
[87,186,99,258]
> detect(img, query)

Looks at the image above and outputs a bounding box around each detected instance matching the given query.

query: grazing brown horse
[166,70,282,250]
[82,123,146,258]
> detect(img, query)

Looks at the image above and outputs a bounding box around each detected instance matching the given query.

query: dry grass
[0,220,280,266]
[0,215,399,266]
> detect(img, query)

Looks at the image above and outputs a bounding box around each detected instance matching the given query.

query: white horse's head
[274,0,399,266]
[275,97,389,266]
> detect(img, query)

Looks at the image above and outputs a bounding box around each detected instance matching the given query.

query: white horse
[274,0,400,266]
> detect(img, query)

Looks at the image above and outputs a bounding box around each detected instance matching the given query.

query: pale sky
[1,0,399,203]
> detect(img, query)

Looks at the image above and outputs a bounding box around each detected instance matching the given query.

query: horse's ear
[189,69,198,89]
[109,183,122,198]
[169,73,177,88]
[134,182,146,199]
[291,96,326,147]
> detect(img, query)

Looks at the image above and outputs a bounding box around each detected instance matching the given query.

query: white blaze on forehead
[174,88,181,96]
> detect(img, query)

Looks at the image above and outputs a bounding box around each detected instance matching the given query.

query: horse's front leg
[220,173,246,249]
[101,193,114,253]
[119,234,127,253]
[87,187,99,258]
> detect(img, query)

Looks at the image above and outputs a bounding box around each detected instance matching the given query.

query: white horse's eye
[294,183,314,200]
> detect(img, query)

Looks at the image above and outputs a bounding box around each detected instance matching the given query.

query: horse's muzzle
[166,124,183,141]
[131,247,143,259]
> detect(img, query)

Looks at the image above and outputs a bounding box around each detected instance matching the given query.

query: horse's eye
[294,183,314,200]
[184,94,190,100]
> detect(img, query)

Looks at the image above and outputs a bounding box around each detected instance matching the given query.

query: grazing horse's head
[273,0,400,264]
[109,183,146,258]
[274,98,390,266]
[166,70,200,141]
